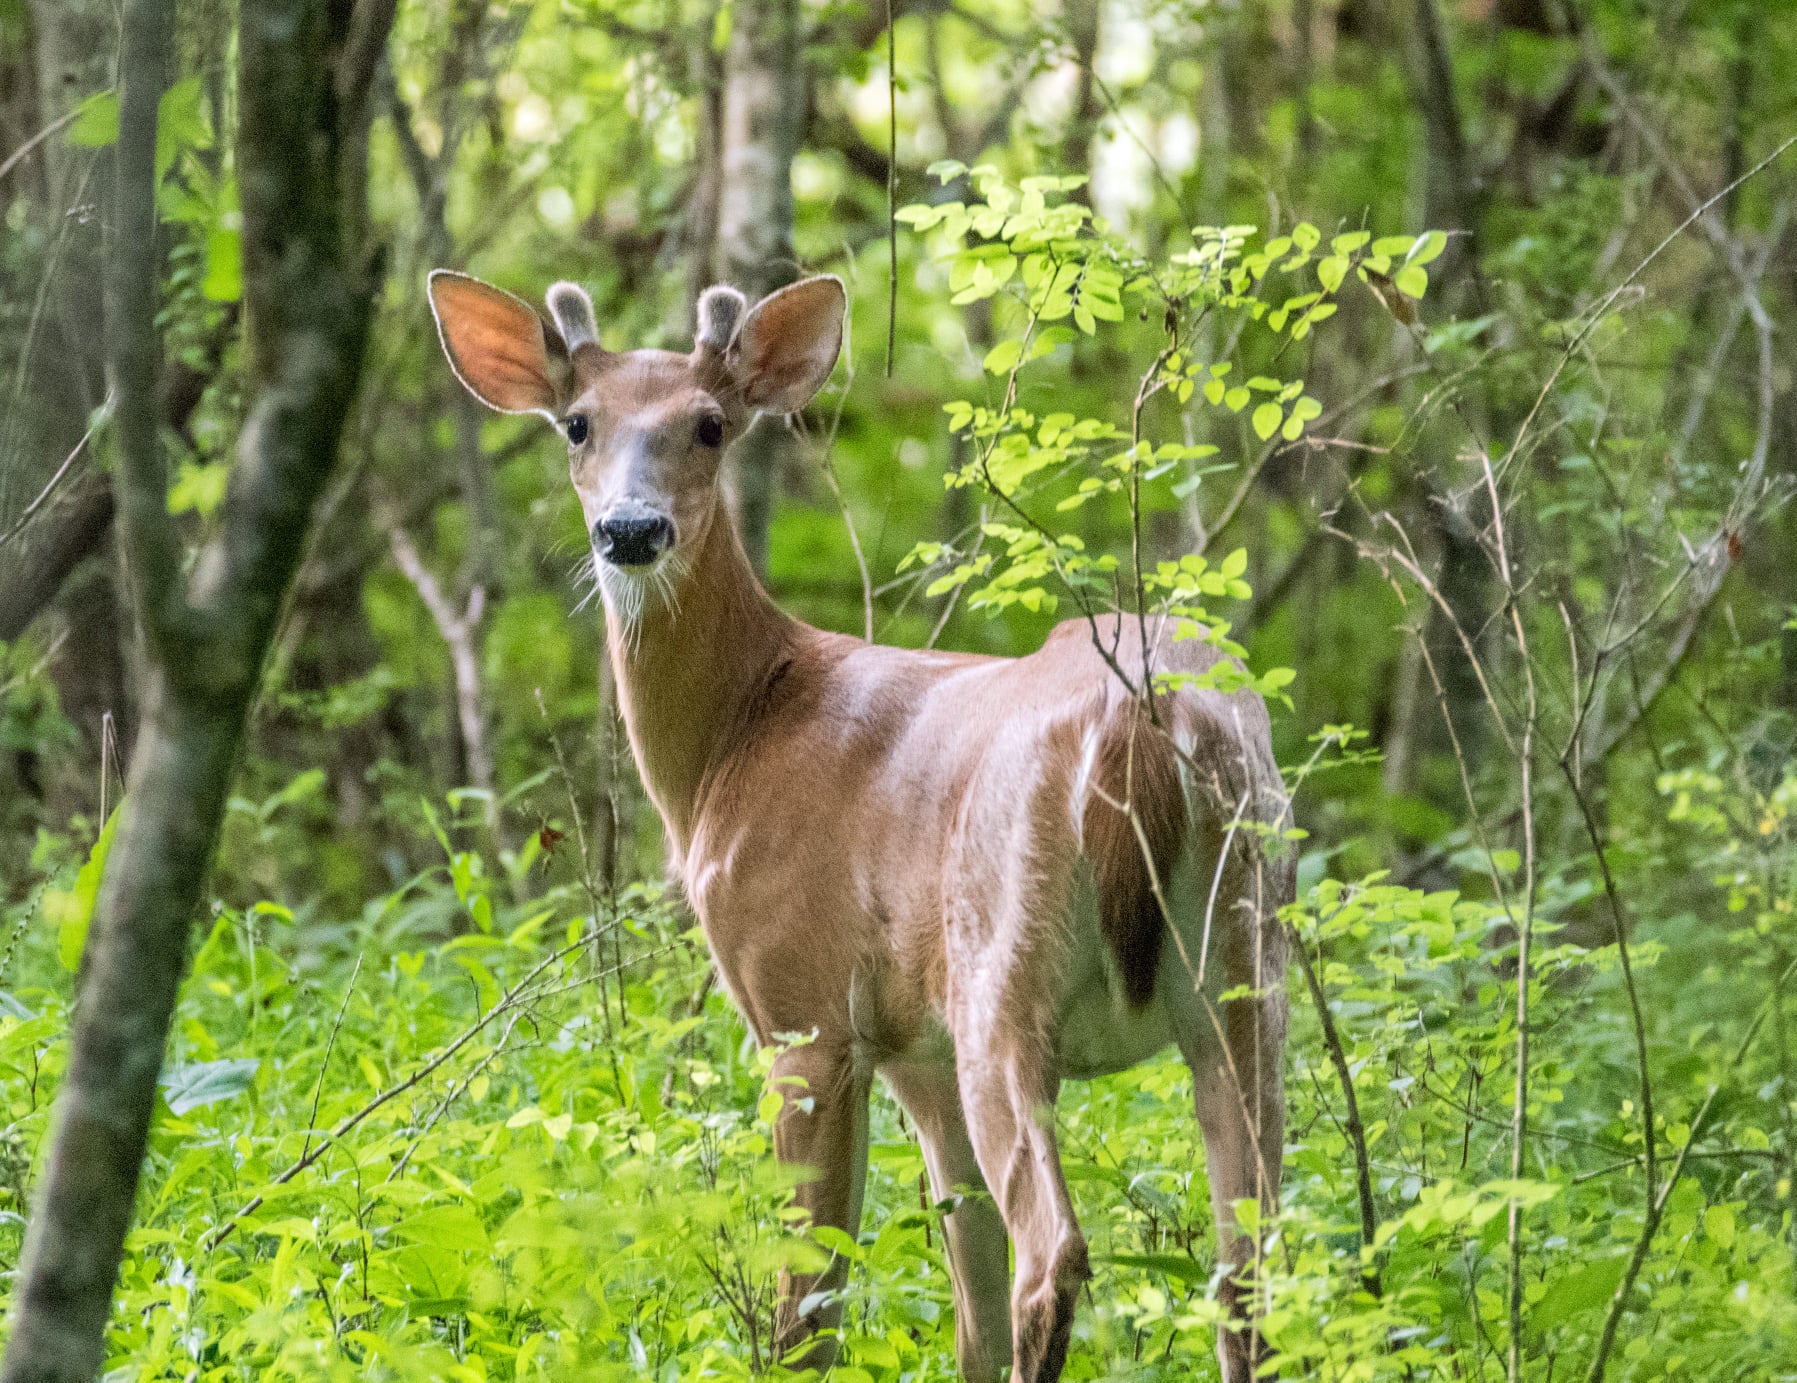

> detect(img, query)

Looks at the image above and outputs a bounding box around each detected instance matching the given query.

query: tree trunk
[1407,0,1499,802]
[0,0,394,1377]
[19,0,111,425]
[0,0,118,639]
[0,472,113,644]
[715,0,802,575]
[1061,0,1102,189]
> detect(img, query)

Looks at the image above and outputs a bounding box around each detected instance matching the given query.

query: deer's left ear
[730,275,846,414]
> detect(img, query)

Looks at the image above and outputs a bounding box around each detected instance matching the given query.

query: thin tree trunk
[0,0,118,634]
[682,4,725,326]
[1409,0,1500,800]
[16,0,112,431]
[0,0,394,1378]
[715,0,802,575]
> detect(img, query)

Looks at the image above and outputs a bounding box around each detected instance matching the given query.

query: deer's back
[684,615,1280,1058]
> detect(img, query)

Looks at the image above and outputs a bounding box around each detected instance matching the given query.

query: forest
[1,0,1795,1378]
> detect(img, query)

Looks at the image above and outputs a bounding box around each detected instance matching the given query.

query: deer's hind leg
[944,815,1089,1383]
[951,1016,1085,1383]
[1167,824,1290,1382]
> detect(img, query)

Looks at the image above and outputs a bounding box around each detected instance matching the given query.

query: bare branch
[0,109,83,189]
[388,525,495,825]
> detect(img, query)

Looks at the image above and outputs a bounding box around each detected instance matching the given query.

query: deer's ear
[428,270,560,419]
[730,275,845,413]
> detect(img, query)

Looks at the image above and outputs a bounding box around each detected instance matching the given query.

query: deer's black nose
[594,513,674,568]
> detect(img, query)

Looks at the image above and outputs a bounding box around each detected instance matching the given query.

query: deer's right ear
[427,270,560,420]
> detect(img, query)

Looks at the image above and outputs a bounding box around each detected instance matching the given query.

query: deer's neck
[603,504,798,858]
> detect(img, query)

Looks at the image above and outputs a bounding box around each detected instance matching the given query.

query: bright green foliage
[4,0,1797,1377]
[897,169,1425,701]
[5,780,1795,1378]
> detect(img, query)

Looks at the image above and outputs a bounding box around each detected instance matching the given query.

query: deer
[427,267,1292,1382]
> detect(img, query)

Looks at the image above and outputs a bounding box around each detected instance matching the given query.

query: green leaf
[168,460,228,517]
[1252,402,1282,440]
[1394,264,1428,299]
[1317,255,1349,294]
[982,338,1023,375]
[67,91,120,147]
[202,226,242,302]
[1703,1203,1736,1249]
[160,1057,259,1115]
[399,1205,491,1253]
[813,1225,862,1260]
[1409,229,1449,265]
[155,76,210,182]
[894,204,943,229]
[1103,1252,1209,1286]
[49,802,123,972]
[1532,1257,1627,1331]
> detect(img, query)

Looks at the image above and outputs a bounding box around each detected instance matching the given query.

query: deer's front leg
[769,1039,871,1370]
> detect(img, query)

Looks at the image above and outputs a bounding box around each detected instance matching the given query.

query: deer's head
[428,270,845,619]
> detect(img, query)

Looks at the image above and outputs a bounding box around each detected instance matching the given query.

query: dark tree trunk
[1407,0,1501,802]
[0,0,395,1378]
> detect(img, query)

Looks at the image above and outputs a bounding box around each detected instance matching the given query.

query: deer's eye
[696,415,725,448]
[564,415,589,446]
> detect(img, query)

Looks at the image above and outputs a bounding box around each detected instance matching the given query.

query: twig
[384,1008,524,1183]
[794,311,871,641]
[1288,912,1383,1298]
[534,687,624,1049]
[1495,491,1540,1383]
[300,955,364,1167]
[0,397,111,551]
[0,109,82,187]
[885,0,897,378]
[204,930,637,1251]
[1559,767,1656,1200]
[1505,130,1797,475]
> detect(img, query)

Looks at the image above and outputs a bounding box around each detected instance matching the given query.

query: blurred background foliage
[2,0,1797,1377]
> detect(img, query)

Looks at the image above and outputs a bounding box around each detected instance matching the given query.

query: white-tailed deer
[428,269,1292,1381]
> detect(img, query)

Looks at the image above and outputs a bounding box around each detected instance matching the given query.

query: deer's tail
[1080,706,1187,1010]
